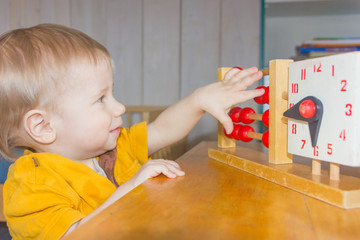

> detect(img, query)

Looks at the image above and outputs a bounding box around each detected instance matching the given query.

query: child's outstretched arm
[147,67,264,155]
[63,159,184,236]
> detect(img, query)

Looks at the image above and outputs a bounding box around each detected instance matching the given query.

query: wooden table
[64,141,360,240]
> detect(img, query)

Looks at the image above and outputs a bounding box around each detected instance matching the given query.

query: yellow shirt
[3,122,148,240]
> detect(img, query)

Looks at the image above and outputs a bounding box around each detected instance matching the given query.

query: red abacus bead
[262,109,269,127]
[254,86,266,104]
[228,107,242,123]
[224,123,239,138]
[232,124,243,140]
[299,99,316,118]
[263,86,269,104]
[239,107,255,124]
[238,125,254,142]
[233,66,243,70]
[262,130,269,148]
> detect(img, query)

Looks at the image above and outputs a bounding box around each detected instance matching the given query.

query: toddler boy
[0,24,264,239]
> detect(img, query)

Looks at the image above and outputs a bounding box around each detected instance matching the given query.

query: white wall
[0,0,261,149]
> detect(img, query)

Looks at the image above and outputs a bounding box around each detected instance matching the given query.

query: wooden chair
[0,158,11,222]
[0,184,4,222]
[125,106,187,160]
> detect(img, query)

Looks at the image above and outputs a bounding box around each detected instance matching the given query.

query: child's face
[51,60,125,161]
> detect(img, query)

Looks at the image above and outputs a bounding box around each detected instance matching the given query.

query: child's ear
[23,110,56,144]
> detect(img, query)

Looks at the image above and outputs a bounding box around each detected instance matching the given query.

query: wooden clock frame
[208,58,360,209]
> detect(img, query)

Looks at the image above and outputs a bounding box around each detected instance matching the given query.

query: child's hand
[195,67,264,135]
[132,159,185,187]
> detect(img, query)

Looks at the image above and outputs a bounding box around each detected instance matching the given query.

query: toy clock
[284,51,360,167]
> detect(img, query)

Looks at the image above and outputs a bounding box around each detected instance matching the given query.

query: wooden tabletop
[64,141,360,240]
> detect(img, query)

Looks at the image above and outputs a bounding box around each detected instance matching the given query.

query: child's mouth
[110,127,121,134]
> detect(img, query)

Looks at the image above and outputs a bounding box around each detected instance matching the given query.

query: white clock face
[287,51,360,166]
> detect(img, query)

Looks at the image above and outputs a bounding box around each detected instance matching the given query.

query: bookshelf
[263,0,360,66]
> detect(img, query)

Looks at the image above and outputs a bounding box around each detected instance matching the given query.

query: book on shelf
[295,37,360,59]
[302,37,360,47]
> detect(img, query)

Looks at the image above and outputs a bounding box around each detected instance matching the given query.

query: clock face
[287,51,360,166]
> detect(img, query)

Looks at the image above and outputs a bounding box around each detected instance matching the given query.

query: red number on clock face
[292,124,297,134]
[341,80,347,92]
[327,143,333,155]
[345,104,352,116]
[301,139,306,149]
[339,129,346,141]
[291,83,298,93]
[301,68,306,80]
[314,146,319,157]
[314,63,322,73]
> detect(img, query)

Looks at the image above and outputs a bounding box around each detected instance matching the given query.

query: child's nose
[113,101,125,117]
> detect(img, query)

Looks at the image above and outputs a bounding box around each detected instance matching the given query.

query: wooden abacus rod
[260,68,269,76]
[248,113,263,121]
[247,131,263,141]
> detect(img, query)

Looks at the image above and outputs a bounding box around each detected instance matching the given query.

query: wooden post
[217,67,236,148]
[330,163,340,181]
[312,159,321,175]
[268,59,293,164]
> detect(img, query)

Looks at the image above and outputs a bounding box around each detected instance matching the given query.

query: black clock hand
[283,96,323,148]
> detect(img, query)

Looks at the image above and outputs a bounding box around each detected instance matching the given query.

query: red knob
[254,86,266,104]
[263,86,269,104]
[238,125,254,142]
[262,130,269,148]
[299,99,316,118]
[228,107,242,123]
[239,107,255,124]
[262,109,269,127]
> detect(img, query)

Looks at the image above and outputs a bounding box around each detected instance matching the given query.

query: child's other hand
[195,67,264,135]
[132,159,185,187]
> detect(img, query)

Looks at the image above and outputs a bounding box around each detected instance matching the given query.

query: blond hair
[0,23,113,159]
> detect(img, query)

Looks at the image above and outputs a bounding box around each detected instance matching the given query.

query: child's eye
[97,95,105,103]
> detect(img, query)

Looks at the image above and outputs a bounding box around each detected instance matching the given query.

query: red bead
[262,109,269,127]
[233,66,243,70]
[263,86,269,104]
[262,130,269,148]
[254,86,266,104]
[239,107,255,124]
[299,99,316,118]
[238,125,254,142]
[232,124,243,140]
[228,107,242,123]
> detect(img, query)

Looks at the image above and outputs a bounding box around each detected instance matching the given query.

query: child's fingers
[223,67,243,81]
[222,119,234,135]
[148,160,185,178]
[224,67,258,82]
[230,70,263,91]
[162,166,185,178]
[214,112,234,135]
[155,164,185,179]
[150,159,182,170]
[234,88,265,103]
[238,71,263,88]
